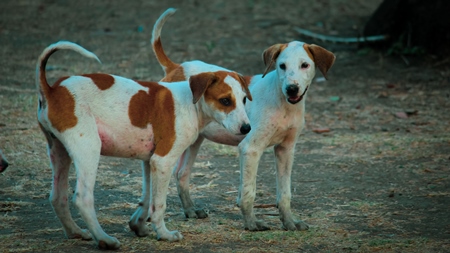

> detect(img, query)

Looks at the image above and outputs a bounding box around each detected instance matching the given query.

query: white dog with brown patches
[152,8,335,231]
[36,41,251,249]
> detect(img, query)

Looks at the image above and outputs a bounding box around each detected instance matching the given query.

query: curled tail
[36,41,101,100]
[151,8,179,75]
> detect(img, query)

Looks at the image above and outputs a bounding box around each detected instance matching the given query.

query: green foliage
[387,33,426,56]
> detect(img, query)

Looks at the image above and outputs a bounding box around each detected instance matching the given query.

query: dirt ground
[1,0,449,252]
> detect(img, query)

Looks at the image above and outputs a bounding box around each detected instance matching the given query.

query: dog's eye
[219,98,231,106]
[243,97,247,105]
[301,63,310,69]
[279,63,286,70]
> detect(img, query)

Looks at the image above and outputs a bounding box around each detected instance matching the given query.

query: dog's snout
[240,123,251,134]
[286,85,299,96]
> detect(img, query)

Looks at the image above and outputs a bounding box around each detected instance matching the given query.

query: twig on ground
[254,204,276,209]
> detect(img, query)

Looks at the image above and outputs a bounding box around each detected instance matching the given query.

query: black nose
[240,123,251,134]
[286,85,299,96]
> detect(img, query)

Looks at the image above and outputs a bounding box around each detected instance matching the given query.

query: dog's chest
[266,110,304,145]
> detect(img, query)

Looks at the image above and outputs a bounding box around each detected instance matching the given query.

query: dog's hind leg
[174,136,208,219]
[47,135,92,240]
[129,161,151,237]
[68,123,120,249]
[274,142,309,231]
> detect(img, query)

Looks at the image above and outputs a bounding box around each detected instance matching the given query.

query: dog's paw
[66,228,92,240]
[184,208,208,219]
[295,220,309,231]
[245,219,270,231]
[97,236,121,250]
[195,209,208,219]
[129,208,151,237]
[129,219,150,237]
[157,230,183,242]
[283,220,309,231]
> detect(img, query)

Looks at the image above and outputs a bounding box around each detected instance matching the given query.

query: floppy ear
[262,43,286,78]
[303,44,336,79]
[237,74,253,101]
[189,72,217,104]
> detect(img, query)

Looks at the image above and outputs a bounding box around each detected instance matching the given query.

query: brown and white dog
[0,149,9,173]
[152,8,336,231]
[36,41,251,249]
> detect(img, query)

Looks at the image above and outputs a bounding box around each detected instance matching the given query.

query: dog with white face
[202,41,335,231]
[152,8,336,231]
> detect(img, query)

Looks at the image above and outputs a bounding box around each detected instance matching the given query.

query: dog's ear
[262,44,286,78]
[237,74,253,101]
[189,72,217,104]
[304,44,336,79]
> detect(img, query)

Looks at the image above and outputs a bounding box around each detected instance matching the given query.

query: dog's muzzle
[286,85,308,104]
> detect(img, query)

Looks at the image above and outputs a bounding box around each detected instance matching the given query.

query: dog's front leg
[174,136,208,219]
[129,161,152,237]
[150,157,183,241]
[237,139,270,231]
[274,141,309,231]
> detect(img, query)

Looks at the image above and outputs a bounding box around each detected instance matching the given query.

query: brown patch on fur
[161,66,185,82]
[303,44,315,62]
[303,44,336,79]
[153,37,180,75]
[38,48,57,97]
[82,73,115,90]
[262,43,287,77]
[188,72,217,104]
[38,47,77,133]
[203,71,236,114]
[46,76,78,132]
[129,81,175,157]
[243,75,253,87]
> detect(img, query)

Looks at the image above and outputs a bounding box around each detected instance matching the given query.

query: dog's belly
[97,121,155,160]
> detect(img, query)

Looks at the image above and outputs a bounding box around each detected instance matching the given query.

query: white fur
[36,41,250,249]
[173,42,334,231]
[182,60,229,75]
[151,7,334,232]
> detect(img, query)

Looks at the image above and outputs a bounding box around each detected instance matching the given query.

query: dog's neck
[193,100,214,133]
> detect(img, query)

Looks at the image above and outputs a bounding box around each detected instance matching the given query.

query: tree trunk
[364,0,450,56]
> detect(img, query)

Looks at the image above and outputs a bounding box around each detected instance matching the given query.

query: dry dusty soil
[0,0,449,252]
